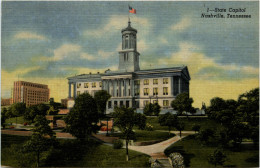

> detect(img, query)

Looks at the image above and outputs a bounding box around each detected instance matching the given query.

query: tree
[152,103,161,116]
[24,104,49,123]
[144,103,161,116]
[207,97,226,118]
[94,90,111,117]
[1,107,8,129]
[197,128,215,144]
[176,121,185,137]
[171,92,194,116]
[64,93,99,141]
[143,103,153,116]
[208,149,226,167]
[23,115,56,167]
[158,112,178,135]
[47,106,59,115]
[9,102,26,125]
[227,120,250,147]
[192,124,201,133]
[112,106,146,161]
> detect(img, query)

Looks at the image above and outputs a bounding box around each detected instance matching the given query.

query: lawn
[146,116,221,131]
[110,129,175,142]
[1,134,150,167]
[164,135,259,167]
[6,116,25,125]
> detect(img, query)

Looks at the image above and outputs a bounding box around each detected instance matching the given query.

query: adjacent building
[67,20,190,114]
[1,98,12,106]
[12,81,50,106]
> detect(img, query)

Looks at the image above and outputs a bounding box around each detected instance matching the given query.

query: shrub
[113,139,123,149]
[169,152,185,168]
[145,123,154,131]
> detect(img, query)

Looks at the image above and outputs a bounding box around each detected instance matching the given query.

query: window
[163,87,168,95]
[84,83,88,88]
[108,101,112,108]
[134,80,140,85]
[77,91,80,96]
[153,88,158,96]
[153,79,158,85]
[144,79,149,85]
[77,83,81,88]
[153,100,158,104]
[129,80,131,85]
[84,90,89,94]
[99,82,102,87]
[120,101,124,107]
[163,100,169,106]
[163,78,169,84]
[135,88,140,96]
[144,88,149,96]
[128,89,131,96]
[92,82,96,88]
[126,101,129,108]
[143,100,149,106]
[114,101,118,107]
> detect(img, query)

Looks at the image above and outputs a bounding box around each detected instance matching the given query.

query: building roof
[121,21,137,33]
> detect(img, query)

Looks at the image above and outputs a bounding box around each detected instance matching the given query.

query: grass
[1,134,150,167]
[110,129,175,142]
[146,116,221,131]
[6,116,25,125]
[164,135,259,167]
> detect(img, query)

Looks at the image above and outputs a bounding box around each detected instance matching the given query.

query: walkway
[128,135,183,159]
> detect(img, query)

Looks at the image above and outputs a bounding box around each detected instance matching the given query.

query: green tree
[176,121,185,137]
[112,106,146,161]
[94,90,111,117]
[23,115,56,167]
[208,149,226,167]
[152,103,161,116]
[64,93,99,141]
[9,102,26,125]
[192,124,201,133]
[171,92,194,116]
[197,128,215,144]
[1,107,8,129]
[143,103,153,116]
[207,97,227,118]
[24,104,49,123]
[47,106,59,115]
[158,112,178,135]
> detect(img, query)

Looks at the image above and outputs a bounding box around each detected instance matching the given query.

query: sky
[1,1,259,108]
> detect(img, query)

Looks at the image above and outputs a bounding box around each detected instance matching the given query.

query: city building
[67,20,190,114]
[12,81,50,106]
[1,98,12,106]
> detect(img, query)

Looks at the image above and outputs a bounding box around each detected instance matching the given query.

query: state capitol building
[67,20,190,114]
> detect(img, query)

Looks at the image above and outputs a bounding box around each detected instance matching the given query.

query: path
[128,135,182,158]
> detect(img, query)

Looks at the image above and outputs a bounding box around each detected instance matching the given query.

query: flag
[129,6,136,14]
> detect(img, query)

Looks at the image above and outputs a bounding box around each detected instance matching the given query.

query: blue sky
[1,1,259,107]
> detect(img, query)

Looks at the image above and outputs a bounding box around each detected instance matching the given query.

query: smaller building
[1,98,12,106]
[12,81,50,106]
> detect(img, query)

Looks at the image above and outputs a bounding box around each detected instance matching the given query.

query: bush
[169,152,185,168]
[113,139,123,149]
[145,123,154,131]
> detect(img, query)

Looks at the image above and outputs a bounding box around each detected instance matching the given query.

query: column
[131,79,134,97]
[119,79,122,97]
[124,79,127,97]
[73,83,77,98]
[68,82,72,98]
[113,80,115,97]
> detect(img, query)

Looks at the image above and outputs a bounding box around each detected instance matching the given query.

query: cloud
[158,42,259,80]
[80,52,95,60]
[84,15,151,38]
[98,50,114,59]
[39,44,82,62]
[137,40,148,53]
[14,32,47,41]
[170,17,191,31]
